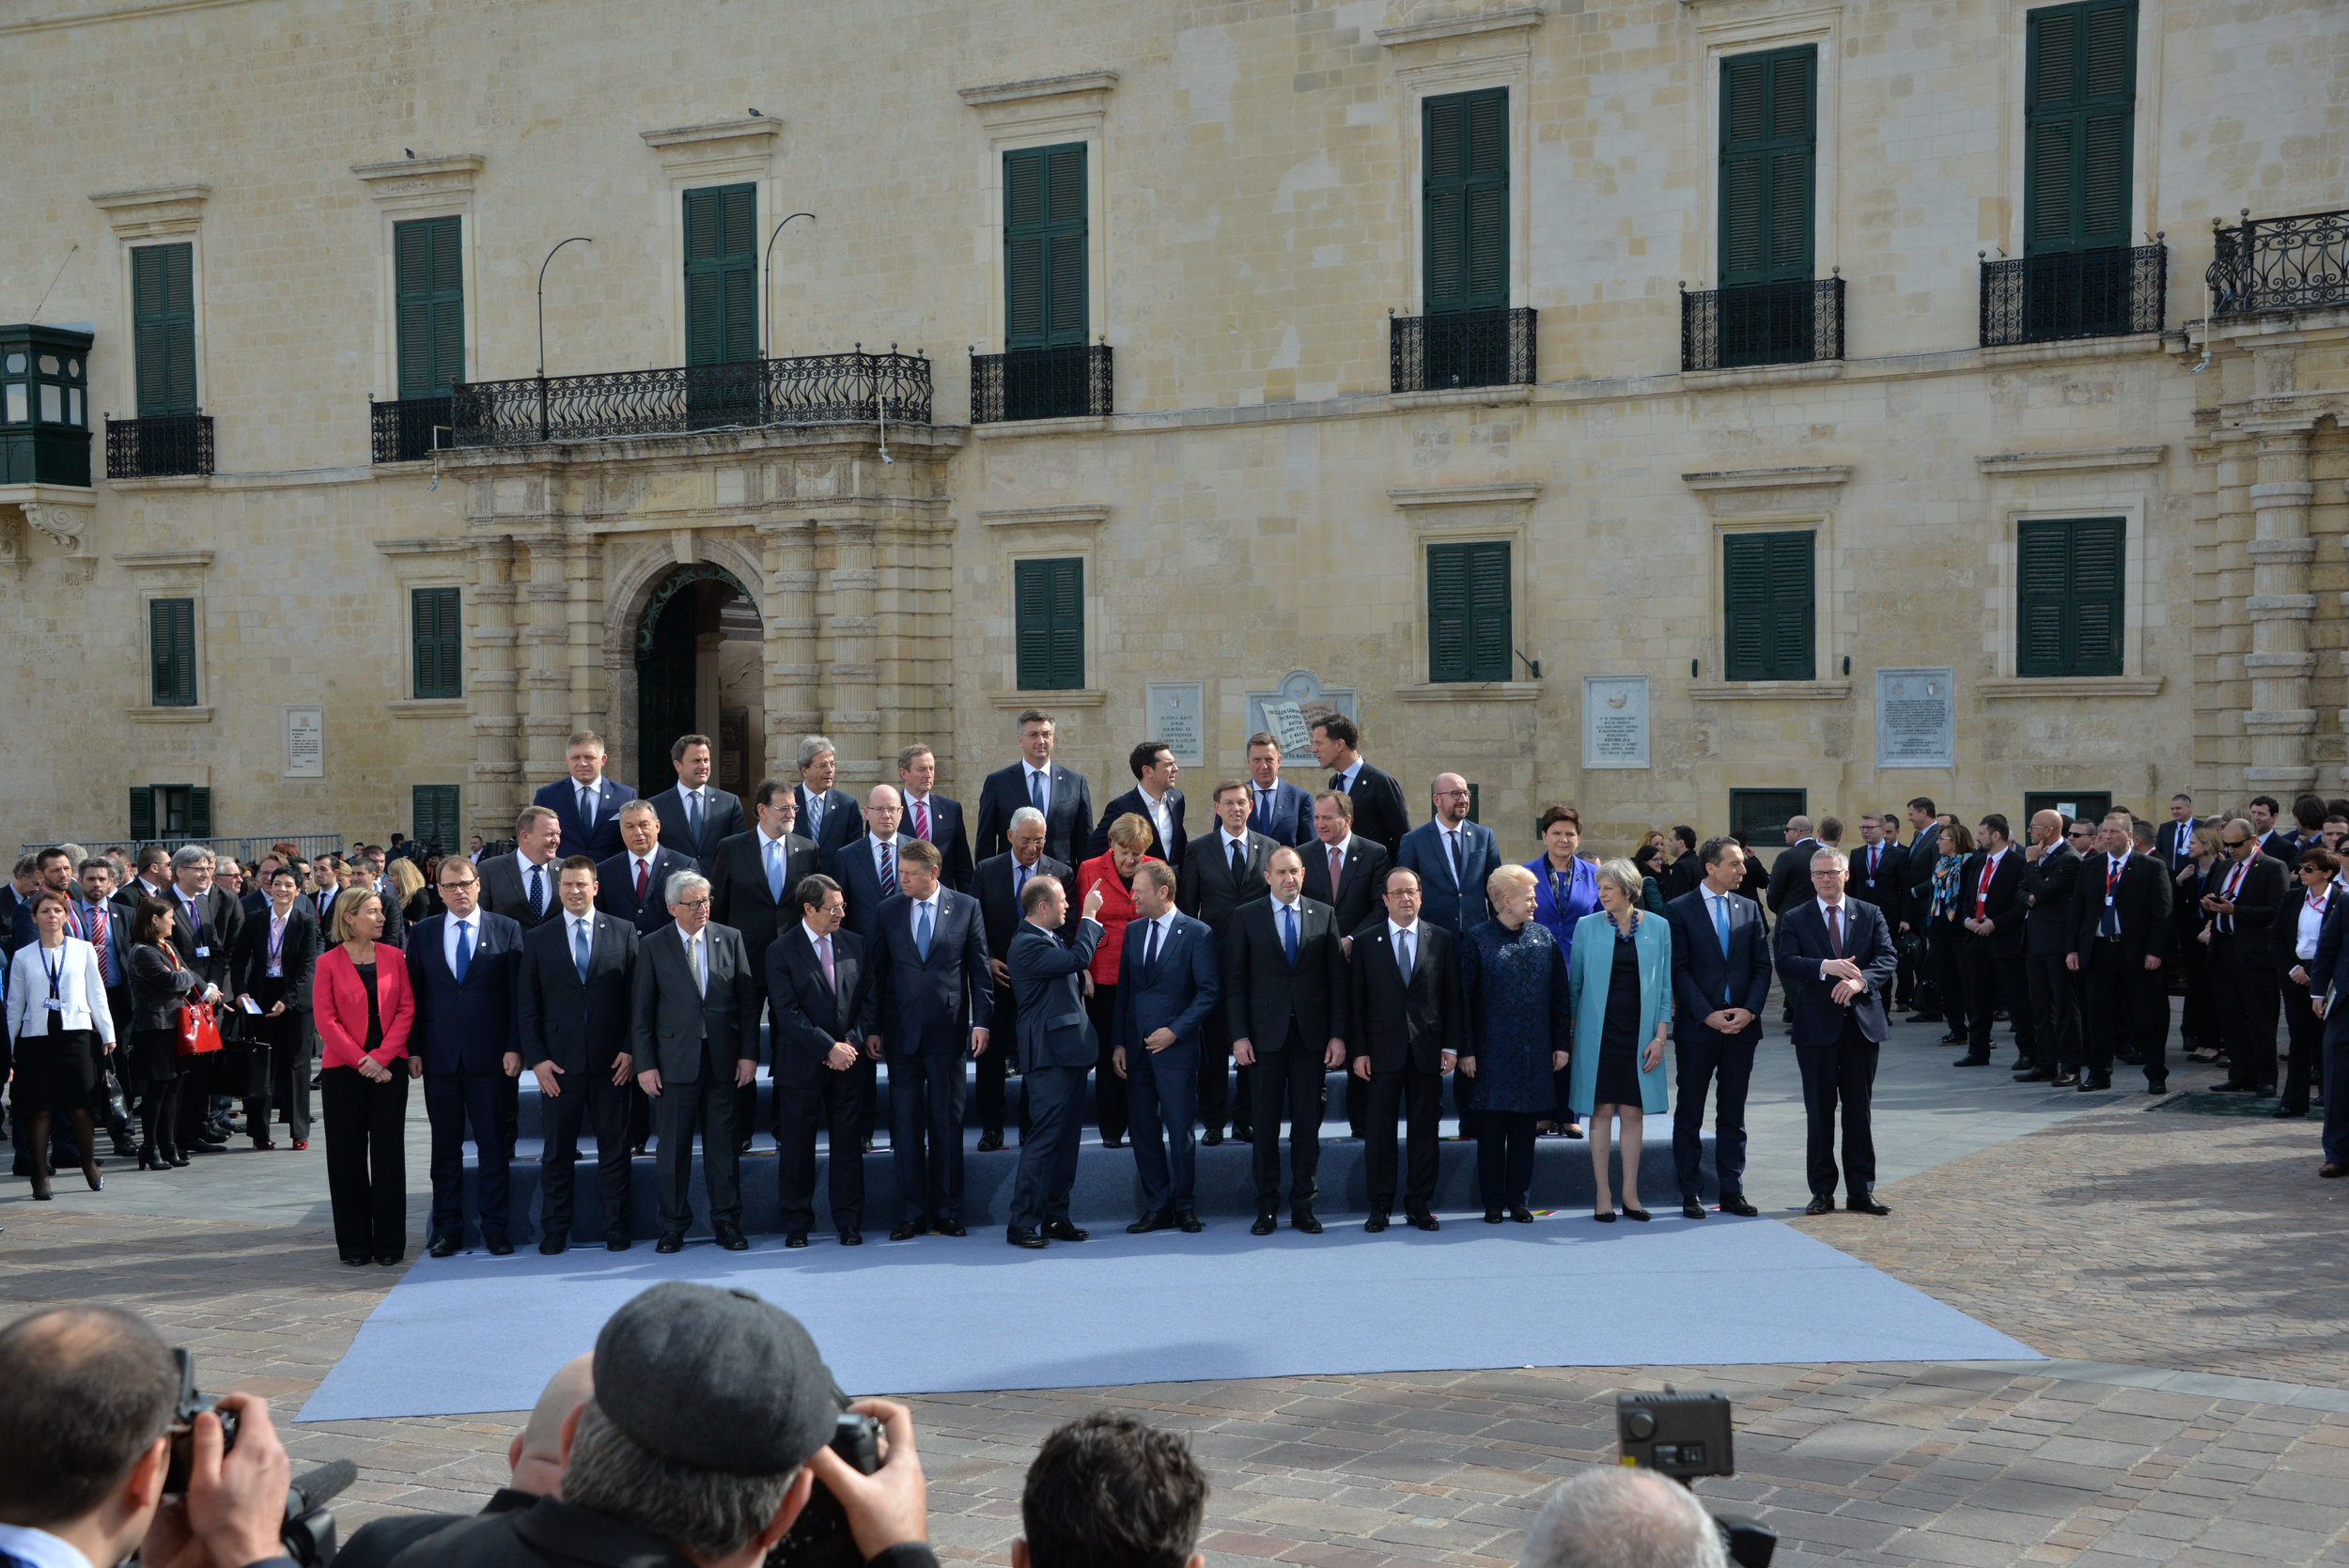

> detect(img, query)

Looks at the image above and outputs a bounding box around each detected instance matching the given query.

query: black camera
[163,1351,355,1566]
[767,1411,884,1567]
[163,1349,240,1496]
[1616,1391,1777,1568]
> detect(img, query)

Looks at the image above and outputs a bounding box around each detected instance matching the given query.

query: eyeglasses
[440,878,479,891]
[2221,837,2250,848]
[675,897,711,910]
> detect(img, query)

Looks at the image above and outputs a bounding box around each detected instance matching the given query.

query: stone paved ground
[4,1019,2346,1567]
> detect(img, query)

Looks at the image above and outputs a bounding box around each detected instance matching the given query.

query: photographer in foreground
[0,1304,295,1568]
[413,1281,935,1568]
[1520,1468,1727,1568]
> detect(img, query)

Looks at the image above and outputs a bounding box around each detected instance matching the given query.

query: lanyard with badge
[268,915,288,976]
[41,943,65,1025]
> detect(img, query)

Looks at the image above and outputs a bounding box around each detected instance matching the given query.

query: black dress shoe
[786,1231,809,1248]
[1202,1129,1223,1146]
[341,1255,369,1267]
[2211,1082,2259,1093]
[1509,1205,1534,1223]
[933,1221,968,1237]
[606,1235,631,1252]
[735,1137,752,1156]
[1100,1134,1123,1150]
[2013,1067,2054,1082]
[976,1131,1004,1152]
[1045,1219,1089,1242]
[538,1235,568,1256]
[1006,1226,1048,1249]
[889,1220,926,1242]
[2081,1073,2112,1091]
[1954,1056,1991,1067]
[484,1234,513,1257]
[376,1253,402,1266]
[1252,1213,1278,1235]
[838,1227,863,1246]
[2272,1104,2308,1119]
[166,1152,191,1168]
[1804,1194,1835,1216]
[1290,1209,1323,1234]
[1591,1209,1615,1222]
[655,1233,684,1253]
[1177,1211,1203,1232]
[714,1225,749,1251]
[1622,1206,1651,1222]
[2054,1071,2081,1086]
[1682,1199,1707,1219]
[1721,1196,1758,1217]
[1846,1192,1891,1215]
[1363,1212,1390,1233]
[2145,1079,2168,1094]
[1232,1126,1254,1143]
[429,1235,460,1258]
[1408,1211,1439,1232]
[1128,1210,1176,1234]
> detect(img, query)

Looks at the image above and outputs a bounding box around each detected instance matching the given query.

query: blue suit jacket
[901,792,976,892]
[1246,778,1315,848]
[825,832,915,939]
[1395,819,1501,935]
[795,784,865,862]
[1774,898,1897,1048]
[1114,912,1221,1055]
[1664,886,1772,1040]
[1009,918,1101,1070]
[645,784,747,874]
[593,846,698,935]
[405,909,525,1076]
[532,775,637,863]
[866,889,993,1055]
[974,761,1095,868]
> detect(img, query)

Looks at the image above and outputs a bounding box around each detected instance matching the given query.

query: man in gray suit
[630,870,760,1252]
[1003,874,1105,1249]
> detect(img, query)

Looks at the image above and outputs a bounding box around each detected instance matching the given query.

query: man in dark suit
[710,779,820,1145]
[973,707,1095,868]
[1665,837,1773,1219]
[516,856,639,1253]
[1090,739,1189,868]
[972,807,1069,1151]
[1310,714,1408,856]
[2016,810,2084,1084]
[532,729,636,864]
[2203,815,2288,1094]
[2068,811,2173,1094]
[1659,827,1704,904]
[1114,861,1220,1234]
[1398,774,1500,938]
[645,732,747,877]
[825,786,913,939]
[408,859,526,1255]
[1176,781,1278,1145]
[1957,815,2034,1069]
[2155,794,2197,874]
[863,839,992,1239]
[1347,866,1462,1233]
[1775,846,1899,1216]
[1847,814,1908,924]
[2303,867,2349,1176]
[162,845,244,1155]
[594,801,697,936]
[1004,874,1106,1247]
[1765,815,1822,918]
[477,806,566,931]
[1299,789,1389,1139]
[792,735,864,866]
[896,742,975,893]
[1244,732,1315,847]
[630,870,760,1251]
[11,846,80,955]
[1226,846,1349,1234]
[766,874,874,1249]
[2250,796,2299,868]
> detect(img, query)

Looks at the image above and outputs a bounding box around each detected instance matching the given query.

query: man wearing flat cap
[407,1281,938,1568]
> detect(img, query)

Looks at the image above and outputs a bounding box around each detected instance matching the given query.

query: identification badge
[2106,893,2115,907]
[195,945,210,957]
[43,998,63,1012]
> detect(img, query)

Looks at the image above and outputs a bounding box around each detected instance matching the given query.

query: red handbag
[175,1001,224,1056]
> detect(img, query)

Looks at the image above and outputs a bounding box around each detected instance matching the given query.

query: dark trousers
[1968,938,2036,1063]
[175,1048,217,1146]
[1796,1015,1878,1198]
[2179,933,2218,1048]
[1475,1109,1538,1209]
[2323,1033,2349,1166]
[540,1063,633,1242]
[976,988,1029,1140]
[2280,974,2323,1114]
[650,1060,742,1234]
[852,1054,879,1149]
[1249,1032,1325,1213]
[886,1051,967,1225]
[1673,1027,1756,1203]
[1363,1059,1442,1216]
[1197,1014,1235,1137]
[776,1069,865,1233]
[2024,949,2082,1071]
[322,1065,408,1262]
[1894,930,1919,1007]
[1008,1062,1085,1230]
[424,1067,509,1243]
[1085,983,1128,1141]
[2082,945,2169,1082]
[2211,939,2279,1088]
[242,1009,312,1142]
[1929,923,1971,1040]
[1127,1037,1200,1214]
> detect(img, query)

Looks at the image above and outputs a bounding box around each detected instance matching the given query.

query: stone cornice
[1974,444,2165,476]
[88,184,210,239]
[1376,7,1546,47]
[350,154,485,210]
[957,71,1120,108]
[1681,464,1853,493]
[977,505,1111,530]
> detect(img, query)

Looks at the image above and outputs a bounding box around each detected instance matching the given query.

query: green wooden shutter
[394,216,465,397]
[1003,144,1088,349]
[186,786,212,838]
[1014,557,1084,690]
[149,597,197,706]
[412,585,462,698]
[413,785,461,854]
[132,243,197,415]
[2025,1,2136,255]
[1719,46,1815,287]
[683,183,758,365]
[1423,88,1508,314]
[1723,531,1814,681]
[2016,518,2124,675]
[129,787,156,842]
[1428,541,1512,682]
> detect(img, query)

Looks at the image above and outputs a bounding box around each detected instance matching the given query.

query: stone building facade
[0,0,2342,859]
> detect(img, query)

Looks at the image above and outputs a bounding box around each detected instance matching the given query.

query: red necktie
[2107,862,2122,899]
[634,860,649,901]
[1330,846,1344,889]
[912,799,930,841]
[1975,857,1994,916]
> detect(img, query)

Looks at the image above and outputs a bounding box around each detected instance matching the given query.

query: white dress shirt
[1330,759,1362,792]
[1388,918,1420,979]
[443,910,479,975]
[520,851,555,907]
[1025,762,1053,816]
[629,852,659,900]
[1138,785,1174,852]
[1138,908,1178,966]
[680,925,708,995]
[2296,887,2329,962]
[568,909,597,957]
[1322,832,1355,885]
[577,780,599,828]
[1813,896,1852,980]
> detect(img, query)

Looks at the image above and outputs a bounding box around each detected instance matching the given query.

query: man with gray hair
[164,842,243,1157]
[630,870,761,1252]
[1519,1467,1727,1568]
[1775,846,1898,1216]
[795,735,863,862]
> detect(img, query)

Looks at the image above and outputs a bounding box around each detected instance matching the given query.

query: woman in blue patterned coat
[1458,864,1571,1224]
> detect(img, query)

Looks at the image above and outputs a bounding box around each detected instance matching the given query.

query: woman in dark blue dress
[1527,804,1597,1138]
[1459,864,1572,1222]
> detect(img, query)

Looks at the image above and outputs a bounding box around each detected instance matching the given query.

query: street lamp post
[537,236,593,440]
[762,212,816,363]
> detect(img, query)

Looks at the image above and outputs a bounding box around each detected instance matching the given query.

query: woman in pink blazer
[314,891,417,1265]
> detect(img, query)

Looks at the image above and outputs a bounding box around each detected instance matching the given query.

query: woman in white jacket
[7,889,117,1198]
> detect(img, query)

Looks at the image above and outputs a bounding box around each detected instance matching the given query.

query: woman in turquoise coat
[1567,858,1672,1221]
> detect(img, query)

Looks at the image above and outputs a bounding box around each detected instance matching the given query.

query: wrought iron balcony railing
[1389,307,1537,393]
[970,344,1114,423]
[105,413,213,479]
[370,395,453,463]
[1980,242,2166,348]
[2209,209,2349,318]
[447,349,932,449]
[1680,278,1843,371]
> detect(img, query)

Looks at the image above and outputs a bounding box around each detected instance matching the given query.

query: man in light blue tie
[409,859,527,1256]
[517,857,641,1252]
[1662,838,1772,1220]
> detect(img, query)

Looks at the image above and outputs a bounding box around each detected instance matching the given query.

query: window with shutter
[1003,144,1088,350]
[129,787,156,842]
[132,243,197,415]
[1718,46,1815,287]
[149,597,197,706]
[1722,531,1815,681]
[413,785,461,854]
[1422,89,1508,315]
[683,184,758,365]
[2024,1,2136,255]
[1427,541,1512,682]
[186,786,212,838]
[2015,518,2124,676]
[412,586,463,699]
[1013,557,1085,690]
[394,216,465,398]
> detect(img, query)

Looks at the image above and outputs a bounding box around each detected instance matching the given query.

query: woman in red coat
[1076,813,1161,1151]
[313,891,417,1265]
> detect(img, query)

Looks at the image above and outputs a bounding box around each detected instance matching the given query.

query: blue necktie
[1143,919,1162,982]
[686,791,701,845]
[1396,927,1413,984]
[454,919,473,983]
[572,919,591,981]
[1714,894,1732,1003]
[879,844,897,897]
[915,900,933,960]
[766,837,785,903]
[1282,902,1298,964]
[1028,770,1045,813]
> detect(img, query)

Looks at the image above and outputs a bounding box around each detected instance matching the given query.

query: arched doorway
[634,564,763,798]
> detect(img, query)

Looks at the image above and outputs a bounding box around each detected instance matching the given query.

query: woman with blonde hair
[1566,860,1672,1220]
[1457,864,1570,1222]
[1075,813,1162,1150]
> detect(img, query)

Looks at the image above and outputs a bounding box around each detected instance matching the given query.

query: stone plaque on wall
[1582,675,1650,769]
[284,706,324,778]
[1145,682,1206,767]
[1245,670,1357,766]
[1876,668,1955,769]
